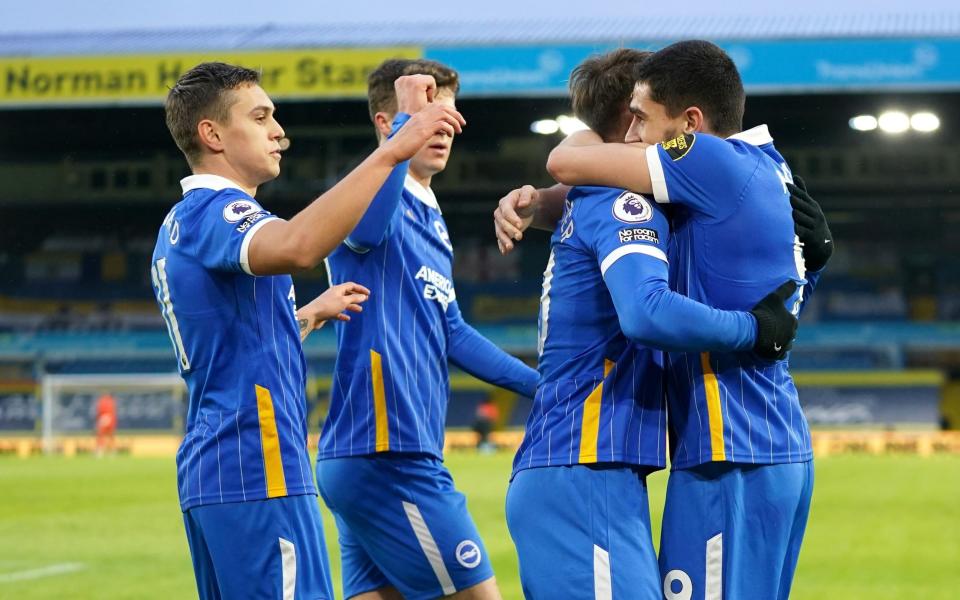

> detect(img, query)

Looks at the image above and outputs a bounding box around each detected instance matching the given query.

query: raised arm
[247,100,465,275]
[346,75,439,251]
[344,116,410,252]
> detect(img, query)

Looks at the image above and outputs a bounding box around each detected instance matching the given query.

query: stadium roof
[3,0,960,56]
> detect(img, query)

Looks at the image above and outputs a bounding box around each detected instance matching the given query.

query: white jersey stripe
[239,216,279,275]
[600,244,668,277]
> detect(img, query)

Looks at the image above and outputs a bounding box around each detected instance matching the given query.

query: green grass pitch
[1,452,958,598]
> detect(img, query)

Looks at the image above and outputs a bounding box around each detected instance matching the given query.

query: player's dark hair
[635,40,745,137]
[164,62,262,166]
[367,58,460,124]
[569,48,652,142]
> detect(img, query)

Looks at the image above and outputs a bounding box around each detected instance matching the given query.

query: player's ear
[683,107,705,134]
[373,112,394,142]
[197,119,225,153]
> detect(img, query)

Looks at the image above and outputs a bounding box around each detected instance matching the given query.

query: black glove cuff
[751,308,779,358]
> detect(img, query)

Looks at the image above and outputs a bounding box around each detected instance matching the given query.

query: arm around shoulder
[546,132,654,193]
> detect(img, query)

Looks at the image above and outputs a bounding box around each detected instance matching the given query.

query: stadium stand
[2,1,960,446]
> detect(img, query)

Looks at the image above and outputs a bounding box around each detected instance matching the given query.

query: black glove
[751,280,799,361]
[787,175,833,272]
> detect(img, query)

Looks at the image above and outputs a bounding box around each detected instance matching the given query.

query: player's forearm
[346,114,413,250]
[546,133,653,193]
[606,261,756,352]
[249,147,400,273]
[448,321,538,398]
[531,184,569,231]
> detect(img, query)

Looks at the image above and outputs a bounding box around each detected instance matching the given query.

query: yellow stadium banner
[0,47,423,106]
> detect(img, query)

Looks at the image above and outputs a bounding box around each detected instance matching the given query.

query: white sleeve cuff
[239,216,279,275]
[645,144,670,204]
[600,244,668,276]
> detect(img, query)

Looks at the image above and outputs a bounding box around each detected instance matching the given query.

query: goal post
[40,373,186,454]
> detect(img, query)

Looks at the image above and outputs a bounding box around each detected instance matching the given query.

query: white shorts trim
[279,537,296,600]
[402,501,457,596]
[593,545,612,600]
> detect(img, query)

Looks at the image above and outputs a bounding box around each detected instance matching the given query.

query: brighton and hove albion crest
[612,191,653,223]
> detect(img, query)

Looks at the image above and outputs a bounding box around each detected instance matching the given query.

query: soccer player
[151,61,465,600]
[503,48,799,600]
[510,41,833,599]
[94,391,117,457]
[315,59,538,600]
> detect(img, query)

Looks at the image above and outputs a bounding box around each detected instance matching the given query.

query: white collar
[180,174,246,195]
[404,174,441,212]
[727,124,773,147]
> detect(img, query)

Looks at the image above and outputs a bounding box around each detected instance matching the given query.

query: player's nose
[272,120,285,141]
[624,117,642,143]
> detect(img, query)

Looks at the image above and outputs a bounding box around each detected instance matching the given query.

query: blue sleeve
[796,268,823,318]
[585,189,757,352]
[645,132,760,221]
[344,113,411,252]
[194,192,278,274]
[446,300,539,398]
[603,258,757,352]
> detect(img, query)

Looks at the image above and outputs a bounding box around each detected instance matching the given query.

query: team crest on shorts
[612,192,653,223]
[455,540,482,568]
[223,200,260,223]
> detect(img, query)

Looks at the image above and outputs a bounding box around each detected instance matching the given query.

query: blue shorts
[316,454,494,600]
[506,464,660,600]
[659,461,814,600]
[183,494,333,600]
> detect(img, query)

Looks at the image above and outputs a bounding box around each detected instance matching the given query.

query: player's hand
[494,185,539,255]
[296,282,370,342]
[395,74,436,115]
[788,175,833,272]
[750,280,799,361]
[381,103,465,165]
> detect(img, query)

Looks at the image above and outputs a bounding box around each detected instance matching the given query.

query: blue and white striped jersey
[151,174,315,511]
[645,125,813,469]
[321,174,537,460]
[513,186,670,476]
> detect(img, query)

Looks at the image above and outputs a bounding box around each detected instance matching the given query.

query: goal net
[39,373,186,454]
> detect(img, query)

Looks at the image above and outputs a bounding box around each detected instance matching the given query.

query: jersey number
[151,258,191,372]
[537,250,557,356]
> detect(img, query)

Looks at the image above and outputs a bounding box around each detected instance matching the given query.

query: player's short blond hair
[569,49,652,142]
